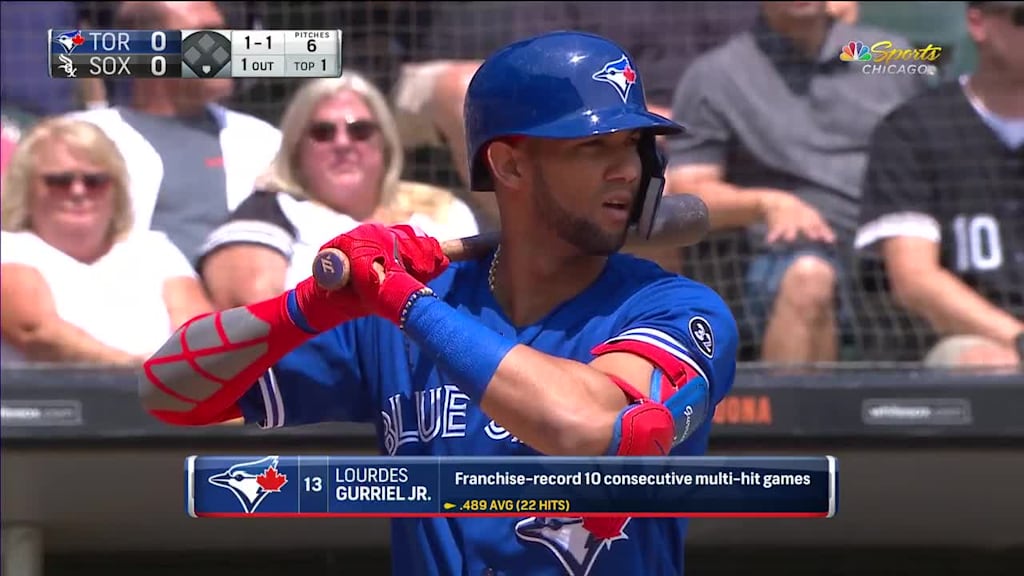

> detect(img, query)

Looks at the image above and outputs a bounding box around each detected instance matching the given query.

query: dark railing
[3,365,1022,576]
[4,364,1022,443]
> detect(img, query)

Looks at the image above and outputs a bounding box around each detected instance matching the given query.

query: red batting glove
[290,224,446,332]
[387,224,451,282]
[317,223,450,326]
[290,275,369,333]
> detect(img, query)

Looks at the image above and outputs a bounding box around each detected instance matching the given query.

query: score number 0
[149,31,168,77]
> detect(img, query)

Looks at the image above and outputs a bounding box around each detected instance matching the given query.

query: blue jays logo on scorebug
[591,55,638,103]
[208,455,289,514]
[53,30,86,54]
[515,517,631,576]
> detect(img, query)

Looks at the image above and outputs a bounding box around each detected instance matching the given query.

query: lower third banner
[186,456,837,518]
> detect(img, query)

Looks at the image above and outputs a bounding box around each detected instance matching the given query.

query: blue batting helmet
[463,30,686,238]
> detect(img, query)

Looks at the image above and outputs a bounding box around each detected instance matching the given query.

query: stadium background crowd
[1,1,1021,574]
[1,0,1020,372]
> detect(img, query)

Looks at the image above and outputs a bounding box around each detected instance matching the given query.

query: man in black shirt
[664,1,925,365]
[855,1,1024,368]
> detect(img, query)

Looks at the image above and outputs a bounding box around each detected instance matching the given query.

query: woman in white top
[0,116,213,366]
[197,71,479,309]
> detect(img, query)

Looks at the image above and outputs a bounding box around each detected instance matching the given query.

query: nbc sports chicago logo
[839,40,942,76]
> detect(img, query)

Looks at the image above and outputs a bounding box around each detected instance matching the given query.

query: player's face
[298,91,385,219]
[29,138,116,241]
[527,130,643,255]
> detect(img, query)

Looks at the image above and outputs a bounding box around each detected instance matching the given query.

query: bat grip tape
[401,292,516,404]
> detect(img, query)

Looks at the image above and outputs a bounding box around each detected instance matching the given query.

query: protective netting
[1,1,1017,367]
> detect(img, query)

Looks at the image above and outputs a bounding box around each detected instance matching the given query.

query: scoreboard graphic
[48,29,343,79]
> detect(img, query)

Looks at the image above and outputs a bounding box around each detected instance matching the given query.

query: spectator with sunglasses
[196,72,478,309]
[69,1,282,268]
[855,1,1024,369]
[0,117,213,366]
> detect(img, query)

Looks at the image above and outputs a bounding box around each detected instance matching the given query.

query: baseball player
[140,31,738,576]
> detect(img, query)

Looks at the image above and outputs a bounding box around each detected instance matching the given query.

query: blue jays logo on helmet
[592,56,637,103]
[463,30,685,193]
[208,455,288,514]
[515,516,631,576]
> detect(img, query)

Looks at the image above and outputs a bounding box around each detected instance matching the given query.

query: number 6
[307,39,317,52]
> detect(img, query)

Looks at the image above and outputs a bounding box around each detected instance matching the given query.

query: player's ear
[486,138,526,190]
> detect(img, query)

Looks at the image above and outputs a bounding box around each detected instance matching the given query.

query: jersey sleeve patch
[688,316,715,359]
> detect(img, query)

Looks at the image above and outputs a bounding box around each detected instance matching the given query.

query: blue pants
[744,244,854,339]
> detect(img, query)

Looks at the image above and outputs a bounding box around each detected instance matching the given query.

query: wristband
[401,292,517,404]
[286,290,317,334]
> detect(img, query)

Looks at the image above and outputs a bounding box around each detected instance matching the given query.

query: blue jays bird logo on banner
[53,30,86,54]
[207,455,289,514]
[592,56,637,103]
[515,517,631,576]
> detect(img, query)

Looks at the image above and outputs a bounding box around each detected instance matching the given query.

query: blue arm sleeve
[237,319,374,428]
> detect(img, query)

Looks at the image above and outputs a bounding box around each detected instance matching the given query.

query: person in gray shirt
[70,1,281,268]
[665,0,926,365]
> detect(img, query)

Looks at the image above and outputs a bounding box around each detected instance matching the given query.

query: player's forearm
[894,269,1024,347]
[5,317,139,366]
[139,289,315,425]
[401,293,622,456]
[482,346,622,456]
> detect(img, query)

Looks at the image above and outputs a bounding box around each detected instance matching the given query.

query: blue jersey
[237,253,738,576]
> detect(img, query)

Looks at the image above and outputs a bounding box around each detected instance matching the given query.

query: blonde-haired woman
[0,116,212,365]
[198,71,478,309]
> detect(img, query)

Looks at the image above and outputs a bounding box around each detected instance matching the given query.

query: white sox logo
[515,517,631,576]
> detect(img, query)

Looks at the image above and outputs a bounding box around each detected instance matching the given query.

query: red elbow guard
[604,374,675,457]
[582,375,674,541]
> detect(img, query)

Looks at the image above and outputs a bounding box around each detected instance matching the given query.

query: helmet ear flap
[630,133,667,239]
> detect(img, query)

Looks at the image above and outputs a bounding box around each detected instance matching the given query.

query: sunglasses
[40,172,112,191]
[308,119,380,143]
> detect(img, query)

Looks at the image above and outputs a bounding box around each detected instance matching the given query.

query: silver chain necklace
[488,245,501,294]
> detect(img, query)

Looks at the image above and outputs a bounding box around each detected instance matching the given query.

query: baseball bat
[313,193,709,291]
